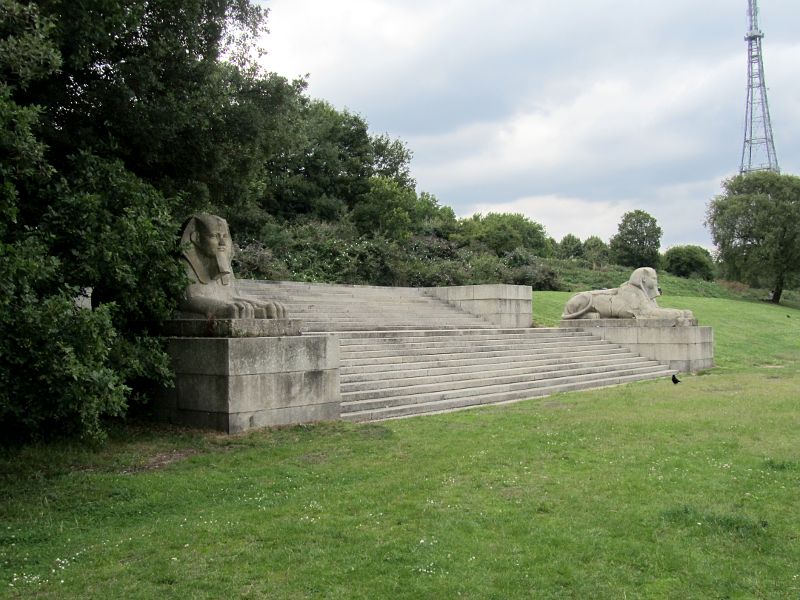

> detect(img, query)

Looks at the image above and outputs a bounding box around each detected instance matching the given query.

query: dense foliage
[0,0,274,440]
[706,172,800,304]
[663,245,715,281]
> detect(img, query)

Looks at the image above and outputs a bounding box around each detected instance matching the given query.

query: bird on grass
[671,374,681,385]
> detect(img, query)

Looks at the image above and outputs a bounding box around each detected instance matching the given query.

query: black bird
[671,374,681,385]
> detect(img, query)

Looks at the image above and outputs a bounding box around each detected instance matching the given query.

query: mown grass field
[2,292,799,598]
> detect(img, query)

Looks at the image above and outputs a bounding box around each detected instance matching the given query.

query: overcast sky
[257,0,799,249]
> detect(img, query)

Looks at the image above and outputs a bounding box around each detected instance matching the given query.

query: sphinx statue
[561,267,694,323]
[179,214,286,319]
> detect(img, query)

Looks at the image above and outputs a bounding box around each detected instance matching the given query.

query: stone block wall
[157,334,340,433]
[560,318,714,372]
[424,284,532,328]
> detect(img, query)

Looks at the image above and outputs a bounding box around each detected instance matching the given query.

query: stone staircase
[240,280,675,421]
[238,280,492,331]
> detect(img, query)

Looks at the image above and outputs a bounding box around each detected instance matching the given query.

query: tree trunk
[771,273,785,304]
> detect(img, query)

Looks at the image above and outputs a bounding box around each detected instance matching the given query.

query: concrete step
[303,323,494,332]
[339,333,597,353]
[340,367,674,421]
[337,327,584,340]
[338,329,594,346]
[340,354,646,389]
[341,361,664,403]
[340,340,618,366]
[340,340,612,360]
[341,348,633,376]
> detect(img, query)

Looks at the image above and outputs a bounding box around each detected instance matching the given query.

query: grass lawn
[2,294,799,598]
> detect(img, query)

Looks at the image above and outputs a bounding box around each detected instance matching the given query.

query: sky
[257,0,800,250]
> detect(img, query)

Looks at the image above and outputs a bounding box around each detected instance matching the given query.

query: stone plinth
[156,334,340,433]
[162,318,302,338]
[559,318,714,372]
[424,284,532,328]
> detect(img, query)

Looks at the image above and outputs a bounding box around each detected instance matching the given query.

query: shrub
[0,239,128,442]
[664,245,715,281]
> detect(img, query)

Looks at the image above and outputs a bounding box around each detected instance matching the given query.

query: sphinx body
[561,267,693,323]
[179,214,286,319]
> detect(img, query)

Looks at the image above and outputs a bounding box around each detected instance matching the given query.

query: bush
[0,239,127,442]
[233,240,291,280]
[663,245,715,281]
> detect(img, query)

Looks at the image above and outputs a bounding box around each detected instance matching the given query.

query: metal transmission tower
[740,0,779,174]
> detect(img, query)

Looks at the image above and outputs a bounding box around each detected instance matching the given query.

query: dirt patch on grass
[121,448,201,474]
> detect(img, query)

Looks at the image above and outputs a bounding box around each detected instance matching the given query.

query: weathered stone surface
[561,267,694,324]
[560,318,714,372]
[161,318,302,338]
[155,334,341,433]
[178,214,287,321]
[424,284,532,328]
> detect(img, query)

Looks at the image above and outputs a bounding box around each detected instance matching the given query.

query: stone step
[339,332,596,352]
[336,327,583,340]
[340,368,674,421]
[341,350,633,377]
[340,353,643,388]
[303,323,494,332]
[340,348,635,381]
[340,339,617,364]
[341,356,655,397]
[340,339,604,360]
[338,333,592,346]
[341,360,666,404]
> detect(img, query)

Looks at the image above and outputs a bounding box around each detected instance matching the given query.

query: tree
[582,235,609,268]
[557,234,583,259]
[455,213,549,257]
[663,245,715,281]
[706,171,800,303]
[261,100,374,220]
[609,210,662,268]
[371,133,415,190]
[1,0,273,440]
[351,176,416,241]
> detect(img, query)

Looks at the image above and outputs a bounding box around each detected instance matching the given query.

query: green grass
[2,296,800,598]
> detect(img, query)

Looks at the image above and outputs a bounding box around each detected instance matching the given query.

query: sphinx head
[628,267,660,300]
[181,214,234,283]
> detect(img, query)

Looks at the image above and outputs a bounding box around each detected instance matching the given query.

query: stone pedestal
[156,325,340,433]
[424,284,532,328]
[560,318,714,372]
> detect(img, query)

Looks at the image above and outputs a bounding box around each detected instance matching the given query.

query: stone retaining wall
[423,284,532,328]
[559,318,714,372]
[156,333,340,433]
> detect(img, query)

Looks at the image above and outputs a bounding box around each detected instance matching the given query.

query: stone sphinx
[179,214,286,319]
[561,267,694,323]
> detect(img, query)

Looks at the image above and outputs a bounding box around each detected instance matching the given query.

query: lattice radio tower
[740,0,779,174]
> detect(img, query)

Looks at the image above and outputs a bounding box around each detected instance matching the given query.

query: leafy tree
[582,235,609,268]
[455,213,549,257]
[262,100,374,220]
[0,0,130,441]
[352,176,416,241]
[1,0,274,440]
[706,171,800,303]
[557,234,583,259]
[663,245,715,281]
[371,133,415,190]
[609,209,662,268]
